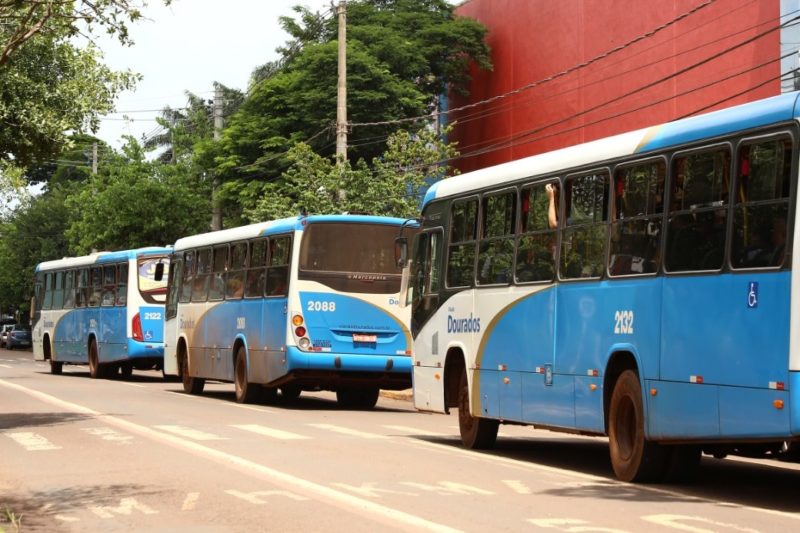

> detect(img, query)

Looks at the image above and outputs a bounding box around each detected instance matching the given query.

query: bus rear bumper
[283,346,412,389]
[127,339,165,360]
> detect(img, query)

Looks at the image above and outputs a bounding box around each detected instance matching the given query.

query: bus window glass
[52,271,64,309]
[209,245,227,301]
[43,273,53,310]
[225,243,248,299]
[446,198,478,287]
[101,265,116,306]
[666,148,730,272]
[139,256,170,304]
[76,269,88,308]
[192,248,212,302]
[89,267,102,307]
[560,172,608,279]
[731,138,792,269]
[267,236,291,297]
[180,251,195,303]
[245,239,267,298]
[478,191,516,285]
[609,161,665,276]
[63,270,75,309]
[166,257,182,319]
[517,182,558,282]
[117,263,128,306]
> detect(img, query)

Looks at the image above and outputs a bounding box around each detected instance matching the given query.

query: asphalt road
[2,349,800,532]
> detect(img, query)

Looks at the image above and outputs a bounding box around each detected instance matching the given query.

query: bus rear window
[138,256,170,304]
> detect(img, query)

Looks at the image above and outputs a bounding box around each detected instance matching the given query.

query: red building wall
[451,0,781,173]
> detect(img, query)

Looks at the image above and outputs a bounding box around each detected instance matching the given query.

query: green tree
[245,126,458,222]
[65,138,211,254]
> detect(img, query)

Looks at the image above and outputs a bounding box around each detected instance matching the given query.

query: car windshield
[14,325,30,331]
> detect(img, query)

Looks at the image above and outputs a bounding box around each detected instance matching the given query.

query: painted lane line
[502,480,532,495]
[308,423,386,440]
[153,425,227,441]
[232,424,309,440]
[0,364,12,369]
[225,489,309,503]
[642,514,760,533]
[5,431,61,451]
[181,493,199,511]
[116,381,146,388]
[382,425,448,437]
[82,426,134,445]
[0,378,461,533]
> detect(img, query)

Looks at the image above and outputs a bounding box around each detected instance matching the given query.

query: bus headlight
[298,337,311,350]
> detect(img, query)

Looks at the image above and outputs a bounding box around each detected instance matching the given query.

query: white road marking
[382,425,448,437]
[400,482,494,496]
[232,424,309,440]
[82,426,134,445]
[0,378,462,533]
[153,425,226,441]
[5,431,61,451]
[332,482,418,498]
[307,423,386,439]
[89,497,159,518]
[181,492,200,511]
[528,517,629,532]
[54,515,80,522]
[225,489,308,503]
[502,480,532,494]
[116,381,145,388]
[642,514,760,533]
[0,364,12,369]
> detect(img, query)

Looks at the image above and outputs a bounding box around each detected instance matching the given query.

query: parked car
[5,325,31,350]
[0,324,14,348]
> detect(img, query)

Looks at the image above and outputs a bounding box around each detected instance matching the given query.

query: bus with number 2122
[163,214,416,409]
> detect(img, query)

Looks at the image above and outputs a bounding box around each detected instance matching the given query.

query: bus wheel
[234,346,257,404]
[181,351,205,395]
[280,385,302,401]
[336,387,379,409]
[458,368,498,449]
[50,360,63,375]
[89,341,102,379]
[119,362,133,379]
[608,369,668,482]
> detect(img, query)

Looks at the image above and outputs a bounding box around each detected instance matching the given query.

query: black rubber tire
[608,369,669,482]
[119,362,134,379]
[49,360,63,375]
[280,385,302,401]
[336,387,380,409]
[88,340,102,379]
[181,349,205,395]
[234,346,257,404]
[458,368,498,449]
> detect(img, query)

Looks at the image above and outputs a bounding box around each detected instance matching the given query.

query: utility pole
[211,84,224,231]
[91,142,98,174]
[336,0,347,162]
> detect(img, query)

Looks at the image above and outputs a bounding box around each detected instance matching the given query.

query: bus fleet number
[143,312,162,321]
[307,300,336,312]
[614,310,634,335]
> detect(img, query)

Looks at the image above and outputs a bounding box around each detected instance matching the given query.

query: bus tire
[280,385,302,401]
[89,340,102,379]
[608,369,668,482]
[181,350,205,395]
[336,387,379,409]
[50,360,63,375]
[458,368,498,449]
[234,346,257,404]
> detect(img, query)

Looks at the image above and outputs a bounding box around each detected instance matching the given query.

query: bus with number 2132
[163,214,416,409]
[402,91,800,482]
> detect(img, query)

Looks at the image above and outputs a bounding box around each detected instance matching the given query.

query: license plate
[353,334,377,343]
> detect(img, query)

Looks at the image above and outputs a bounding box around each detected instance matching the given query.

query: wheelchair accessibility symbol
[747,282,758,309]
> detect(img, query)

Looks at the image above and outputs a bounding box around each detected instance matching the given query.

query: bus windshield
[299,222,409,293]
[138,256,170,303]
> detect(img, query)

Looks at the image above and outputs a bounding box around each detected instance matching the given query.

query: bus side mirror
[154,262,165,282]
[394,237,408,268]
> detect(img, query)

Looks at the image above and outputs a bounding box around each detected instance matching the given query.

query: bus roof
[171,214,412,252]
[35,246,172,273]
[423,91,800,207]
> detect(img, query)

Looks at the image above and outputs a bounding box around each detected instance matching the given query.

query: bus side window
[665,148,730,272]
[63,270,75,309]
[731,137,792,269]
[209,245,227,301]
[88,267,102,307]
[192,248,212,302]
[52,271,64,309]
[180,250,195,304]
[560,172,609,279]
[166,257,182,319]
[609,161,664,276]
[246,239,267,298]
[43,273,53,310]
[76,269,88,308]
[225,242,248,299]
[101,265,116,306]
[516,182,558,283]
[116,263,128,306]
[446,198,478,288]
[478,190,516,285]
[266,236,290,297]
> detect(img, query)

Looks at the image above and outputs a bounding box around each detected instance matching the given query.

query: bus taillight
[132,313,144,341]
[292,315,304,326]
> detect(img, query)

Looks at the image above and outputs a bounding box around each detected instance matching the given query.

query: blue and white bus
[32,247,171,378]
[405,91,800,482]
[163,214,415,408]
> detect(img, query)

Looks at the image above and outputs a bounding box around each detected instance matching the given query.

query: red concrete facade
[450,0,781,172]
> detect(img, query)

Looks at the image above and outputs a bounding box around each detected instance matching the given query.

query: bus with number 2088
[32,247,171,378]
[163,214,415,409]
[402,91,800,482]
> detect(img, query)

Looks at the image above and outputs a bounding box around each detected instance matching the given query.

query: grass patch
[0,505,22,532]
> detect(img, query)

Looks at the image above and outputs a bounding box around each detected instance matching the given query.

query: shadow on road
[0,412,94,430]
